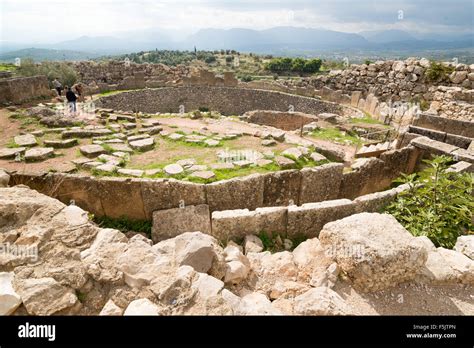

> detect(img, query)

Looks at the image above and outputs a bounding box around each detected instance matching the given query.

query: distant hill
[0,27,472,61]
[0,48,100,62]
[185,27,369,51]
[359,29,416,43]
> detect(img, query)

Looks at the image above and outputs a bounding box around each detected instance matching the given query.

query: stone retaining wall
[241,110,320,131]
[5,146,422,222]
[0,75,52,104]
[96,86,343,116]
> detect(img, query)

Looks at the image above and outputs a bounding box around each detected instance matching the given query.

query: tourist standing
[53,78,62,96]
[65,87,77,113]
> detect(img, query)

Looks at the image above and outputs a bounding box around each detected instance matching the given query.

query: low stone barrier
[410,136,474,164]
[0,75,52,104]
[4,145,422,222]
[96,86,343,116]
[414,113,474,138]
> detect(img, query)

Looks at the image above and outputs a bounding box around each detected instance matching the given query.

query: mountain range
[1,27,472,61]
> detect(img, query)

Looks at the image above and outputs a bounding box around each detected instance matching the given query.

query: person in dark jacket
[65,87,77,113]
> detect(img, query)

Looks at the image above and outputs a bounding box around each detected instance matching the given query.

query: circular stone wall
[96,86,344,116]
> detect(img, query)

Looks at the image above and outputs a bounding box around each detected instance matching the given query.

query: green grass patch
[310,127,362,145]
[93,215,152,238]
[349,115,385,125]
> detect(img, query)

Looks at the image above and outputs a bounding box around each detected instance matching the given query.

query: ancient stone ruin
[0,57,473,316]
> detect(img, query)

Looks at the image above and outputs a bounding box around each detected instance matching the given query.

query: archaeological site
[0,1,473,346]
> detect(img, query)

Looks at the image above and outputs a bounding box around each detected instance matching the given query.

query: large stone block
[287,199,356,238]
[96,177,146,220]
[211,206,287,242]
[206,174,264,212]
[152,204,211,243]
[48,174,105,216]
[319,213,427,292]
[353,188,398,213]
[262,170,301,206]
[299,163,343,204]
[140,178,207,219]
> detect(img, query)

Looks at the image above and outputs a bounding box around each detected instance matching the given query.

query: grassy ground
[309,127,363,146]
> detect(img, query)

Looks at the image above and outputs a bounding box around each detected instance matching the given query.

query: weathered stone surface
[244,235,263,254]
[282,147,303,160]
[123,299,161,315]
[99,299,123,316]
[0,147,26,159]
[299,163,344,204]
[24,147,54,162]
[319,213,428,292]
[263,170,301,206]
[80,144,107,158]
[95,163,117,173]
[152,205,211,242]
[129,137,155,151]
[235,292,282,315]
[418,247,474,284]
[140,178,207,219]
[0,169,10,187]
[293,287,352,315]
[14,134,37,147]
[43,138,78,148]
[275,156,295,169]
[287,199,355,238]
[0,272,22,315]
[190,171,215,180]
[96,177,147,220]
[211,207,287,241]
[164,163,184,175]
[454,236,474,260]
[206,174,264,212]
[107,143,133,153]
[247,251,298,295]
[117,168,144,177]
[15,277,79,315]
[62,128,113,139]
[173,232,224,274]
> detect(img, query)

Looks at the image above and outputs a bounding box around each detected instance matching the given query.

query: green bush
[17,58,78,87]
[264,57,321,74]
[385,156,473,249]
[425,61,454,82]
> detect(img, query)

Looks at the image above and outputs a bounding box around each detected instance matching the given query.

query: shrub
[425,61,454,82]
[240,75,253,82]
[385,156,473,249]
[17,58,78,87]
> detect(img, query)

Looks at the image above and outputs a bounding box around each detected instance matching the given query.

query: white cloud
[0,0,472,43]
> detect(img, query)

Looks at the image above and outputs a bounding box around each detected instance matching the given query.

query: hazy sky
[1,0,472,43]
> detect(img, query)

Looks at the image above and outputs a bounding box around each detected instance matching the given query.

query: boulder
[454,236,474,260]
[293,287,352,315]
[0,272,22,315]
[173,232,225,277]
[123,299,161,315]
[319,213,427,292]
[419,247,474,284]
[15,277,78,315]
[244,235,263,254]
[99,299,123,316]
[235,293,282,315]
